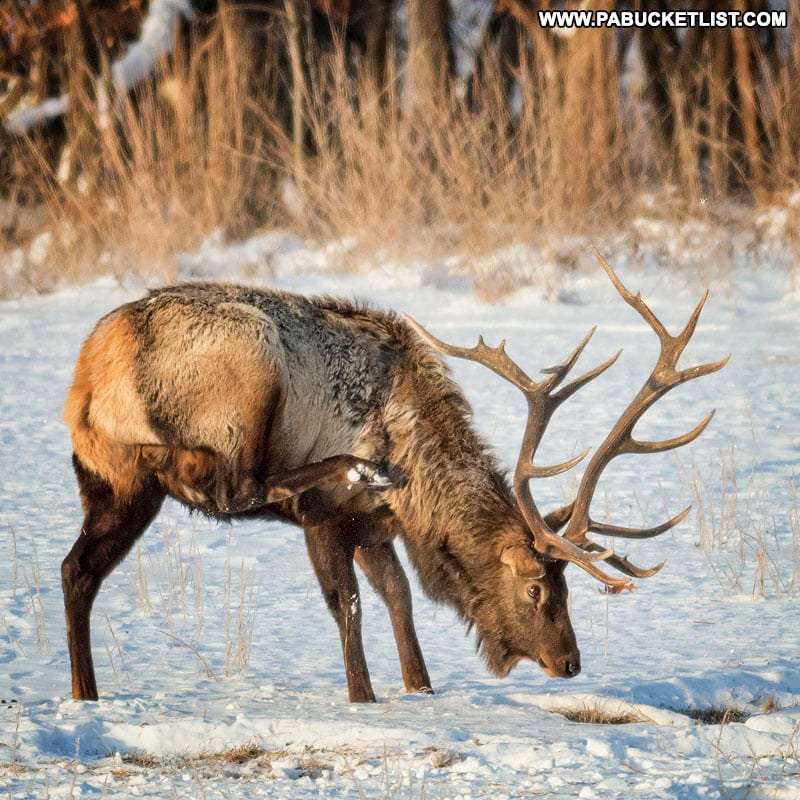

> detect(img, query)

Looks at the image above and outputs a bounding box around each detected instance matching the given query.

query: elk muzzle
[538,650,581,678]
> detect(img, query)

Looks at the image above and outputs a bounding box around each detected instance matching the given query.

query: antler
[403,315,624,576]
[405,249,729,588]
[557,250,731,575]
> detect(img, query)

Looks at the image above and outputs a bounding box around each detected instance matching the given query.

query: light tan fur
[62,292,379,509]
[62,300,288,503]
[62,312,158,500]
[140,298,285,457]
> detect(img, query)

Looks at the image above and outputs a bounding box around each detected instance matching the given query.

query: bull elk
[61,251,728,702]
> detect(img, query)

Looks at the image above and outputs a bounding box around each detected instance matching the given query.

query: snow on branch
[3,0,194,135]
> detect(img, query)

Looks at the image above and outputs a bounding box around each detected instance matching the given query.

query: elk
[61,251,728,702]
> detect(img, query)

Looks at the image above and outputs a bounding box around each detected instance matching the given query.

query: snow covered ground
[1,234,799,798]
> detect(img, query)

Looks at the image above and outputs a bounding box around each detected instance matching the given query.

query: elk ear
[501,545,546,579]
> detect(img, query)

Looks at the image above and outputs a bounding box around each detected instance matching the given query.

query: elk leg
[304,520,376,703]
[355,542,433,694]
[62,457,164,700]
[218,455,392,514]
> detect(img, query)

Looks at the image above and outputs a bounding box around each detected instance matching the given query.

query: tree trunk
[360,0,393,100]
[731,1,764,200]
[283,0,308,220]
[405,0,453,107]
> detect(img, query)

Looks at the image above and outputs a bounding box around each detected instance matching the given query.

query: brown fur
[63,312,156,500]
[139,445,217,507]
[61,283,580,703]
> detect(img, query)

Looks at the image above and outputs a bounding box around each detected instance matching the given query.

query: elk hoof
[346,461,392,489]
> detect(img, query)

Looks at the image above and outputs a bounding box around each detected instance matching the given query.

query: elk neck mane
[314,296,520,623]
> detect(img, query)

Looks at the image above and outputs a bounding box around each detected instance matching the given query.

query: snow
[111,0,194,94]
[1,233,799,798]
[3,0,193,134]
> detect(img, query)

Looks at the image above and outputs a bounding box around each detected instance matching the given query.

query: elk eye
[527,585,542,604]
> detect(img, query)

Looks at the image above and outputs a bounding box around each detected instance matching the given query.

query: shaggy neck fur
[381,323,523,635]
[309,296,527,669]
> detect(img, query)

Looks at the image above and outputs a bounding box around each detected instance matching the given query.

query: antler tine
[580,540,666,579]
[557,252,729,576]
[565,556,640,587]
[628,410,715,455]
[541,500,680,581]
[540,325,596,379]
[519,334,620,480]
[593,247,669,346]
[589,506,691,540]
[405,313,622,574]
[404,315,615,484]
[593,246,731,379]
[552,348,622,405]
[606,556,665,579]
[519,448,591,480]
[509,327,619,482]
[533,519,662,584]
[403,316,536,391]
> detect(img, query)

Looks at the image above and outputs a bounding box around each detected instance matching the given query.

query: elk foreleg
[304,520,376,703]
[217,455,392,514]
[62,458,164,700]
[355,541,432,695]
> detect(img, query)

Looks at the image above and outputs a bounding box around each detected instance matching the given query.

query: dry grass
[223,531,259,678]
[119,742,343,783]
[1,523,49,658]
[2,10,798,295]
[553,701,769,727]
[1,11,283,293]
[122,515,260,683]
[687,440,800,600]
[554,705,647,726]
[683,705,749,726]
[121,742,269,770]
[289,30,634,255]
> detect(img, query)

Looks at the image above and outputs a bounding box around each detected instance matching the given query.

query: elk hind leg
[219,454,394,514]
[355,541,432,694]
[304,520,375,702]
[62,457,164,700]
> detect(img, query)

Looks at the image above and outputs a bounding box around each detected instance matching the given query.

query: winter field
[1,233,799,799]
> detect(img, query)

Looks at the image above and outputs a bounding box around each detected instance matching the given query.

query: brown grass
[119,742,339,781]
[555,705,647,726]
[681,706,749,726]
[688,440,800,600]
[288,30,636,255]
[1,11,282,293]
[2,10,799,295]
[121,742,271,770]
[554,702,763,727]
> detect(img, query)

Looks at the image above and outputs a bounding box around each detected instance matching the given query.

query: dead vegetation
[682,706,749,726]
[118,742,367,782]
[551,696,783,727]
[554,705,649,726]
[1,2,799,295]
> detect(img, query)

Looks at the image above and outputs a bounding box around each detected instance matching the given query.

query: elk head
[405,250,729,679]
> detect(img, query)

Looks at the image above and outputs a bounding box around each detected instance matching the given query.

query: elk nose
[565,656,581,677]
